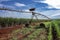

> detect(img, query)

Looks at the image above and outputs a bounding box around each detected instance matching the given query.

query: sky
[0,0,60,19]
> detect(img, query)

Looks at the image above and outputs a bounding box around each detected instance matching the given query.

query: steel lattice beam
[0,8,31,13]
[0,7,50,19]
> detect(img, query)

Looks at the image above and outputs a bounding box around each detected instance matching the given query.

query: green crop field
[0,17,60,40]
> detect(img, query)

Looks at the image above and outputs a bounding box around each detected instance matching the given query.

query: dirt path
[0,25,23,40]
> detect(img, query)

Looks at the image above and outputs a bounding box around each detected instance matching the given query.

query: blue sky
[0,0,60,19]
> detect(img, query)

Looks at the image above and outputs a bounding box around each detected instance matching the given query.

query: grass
[48,22,52,40]
[53,21,60,39]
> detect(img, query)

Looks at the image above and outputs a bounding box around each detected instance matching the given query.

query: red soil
[0,25,23,40]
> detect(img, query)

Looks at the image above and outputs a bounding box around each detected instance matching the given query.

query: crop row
[48,20,60,40]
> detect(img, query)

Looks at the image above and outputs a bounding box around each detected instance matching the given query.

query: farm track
[0,24,60,40]
[0,25,36,40]
[0,25,23,40]
[0,26,48,40]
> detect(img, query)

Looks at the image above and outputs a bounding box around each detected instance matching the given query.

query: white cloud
[0,4,4,7]
[15,3,26,7]
[42,0,60,9]
[40,10,60,19]
[24,9,29,12]
[0,4,15,9]
[51,13,60,17]
[34,0,60,9]
[0,10,32,18]
[0,10,60,19]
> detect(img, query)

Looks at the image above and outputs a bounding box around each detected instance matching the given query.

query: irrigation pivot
[0,7,51,24]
